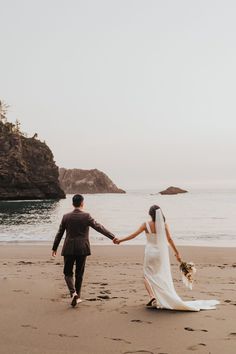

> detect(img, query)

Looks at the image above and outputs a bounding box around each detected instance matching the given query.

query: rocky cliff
[59,168,125,194]
[0,120,65,200]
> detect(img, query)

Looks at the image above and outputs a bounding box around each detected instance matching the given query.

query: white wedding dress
[144,209,219,311]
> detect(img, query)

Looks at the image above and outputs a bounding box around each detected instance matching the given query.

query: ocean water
[0,189,236,247]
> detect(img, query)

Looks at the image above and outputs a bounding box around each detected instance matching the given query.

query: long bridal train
[144,210,220,311]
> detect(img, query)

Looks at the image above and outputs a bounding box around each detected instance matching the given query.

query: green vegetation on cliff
[0,100,65,200]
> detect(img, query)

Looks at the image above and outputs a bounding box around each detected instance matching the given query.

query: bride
[114,205,219,311]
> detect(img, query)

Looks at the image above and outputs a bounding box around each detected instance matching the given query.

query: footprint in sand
[48,332,78,338]
[228,333,236,339]
[131,320,152,324]
[184,327,208,332]
[86,298,102,301]
[21,324,37,330]
[105,337,131,344]
[13,289,29,294]
[98,295,110,300]
[187,343,206,351]
[123,351,154,354]
[100,290,111,295]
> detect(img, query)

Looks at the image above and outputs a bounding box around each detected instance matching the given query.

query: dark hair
[72,194,84,207]
[149,205,166,222]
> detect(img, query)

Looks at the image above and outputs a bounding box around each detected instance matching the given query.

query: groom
[52,194,116,307]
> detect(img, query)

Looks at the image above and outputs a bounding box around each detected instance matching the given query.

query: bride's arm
[165,224,182,262]
[117,223,146,244]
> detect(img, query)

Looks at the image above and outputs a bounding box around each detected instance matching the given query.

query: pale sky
[1,0,236,189]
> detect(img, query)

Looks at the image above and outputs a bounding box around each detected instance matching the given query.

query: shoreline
[1,243,236,264]
[1,240,236,248]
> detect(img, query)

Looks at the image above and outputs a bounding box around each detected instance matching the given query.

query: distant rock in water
[159,186,188,195]
[0,119,65,200]
[59,168,126,194]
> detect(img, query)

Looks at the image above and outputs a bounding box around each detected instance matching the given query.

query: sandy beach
[0,244,235,354]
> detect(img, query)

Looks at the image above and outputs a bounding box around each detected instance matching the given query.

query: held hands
[113,237,121,245]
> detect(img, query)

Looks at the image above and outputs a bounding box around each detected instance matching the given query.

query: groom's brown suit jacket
[52,209,115,256]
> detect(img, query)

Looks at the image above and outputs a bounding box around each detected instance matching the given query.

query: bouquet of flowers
[179,261,196,290]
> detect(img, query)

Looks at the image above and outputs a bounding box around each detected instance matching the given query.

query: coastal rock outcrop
[160,186,188,195]
[59,168,126,194]
[0,118,65,200]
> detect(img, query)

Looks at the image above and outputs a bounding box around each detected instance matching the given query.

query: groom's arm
[88,214,115,240]
[52,215,66,251]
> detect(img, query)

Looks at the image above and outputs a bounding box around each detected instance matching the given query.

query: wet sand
[0,245,235,354]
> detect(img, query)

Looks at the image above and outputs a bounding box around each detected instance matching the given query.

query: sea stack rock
[59,168,126,194]
[0,119,65,200]
[160,186,188,195]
